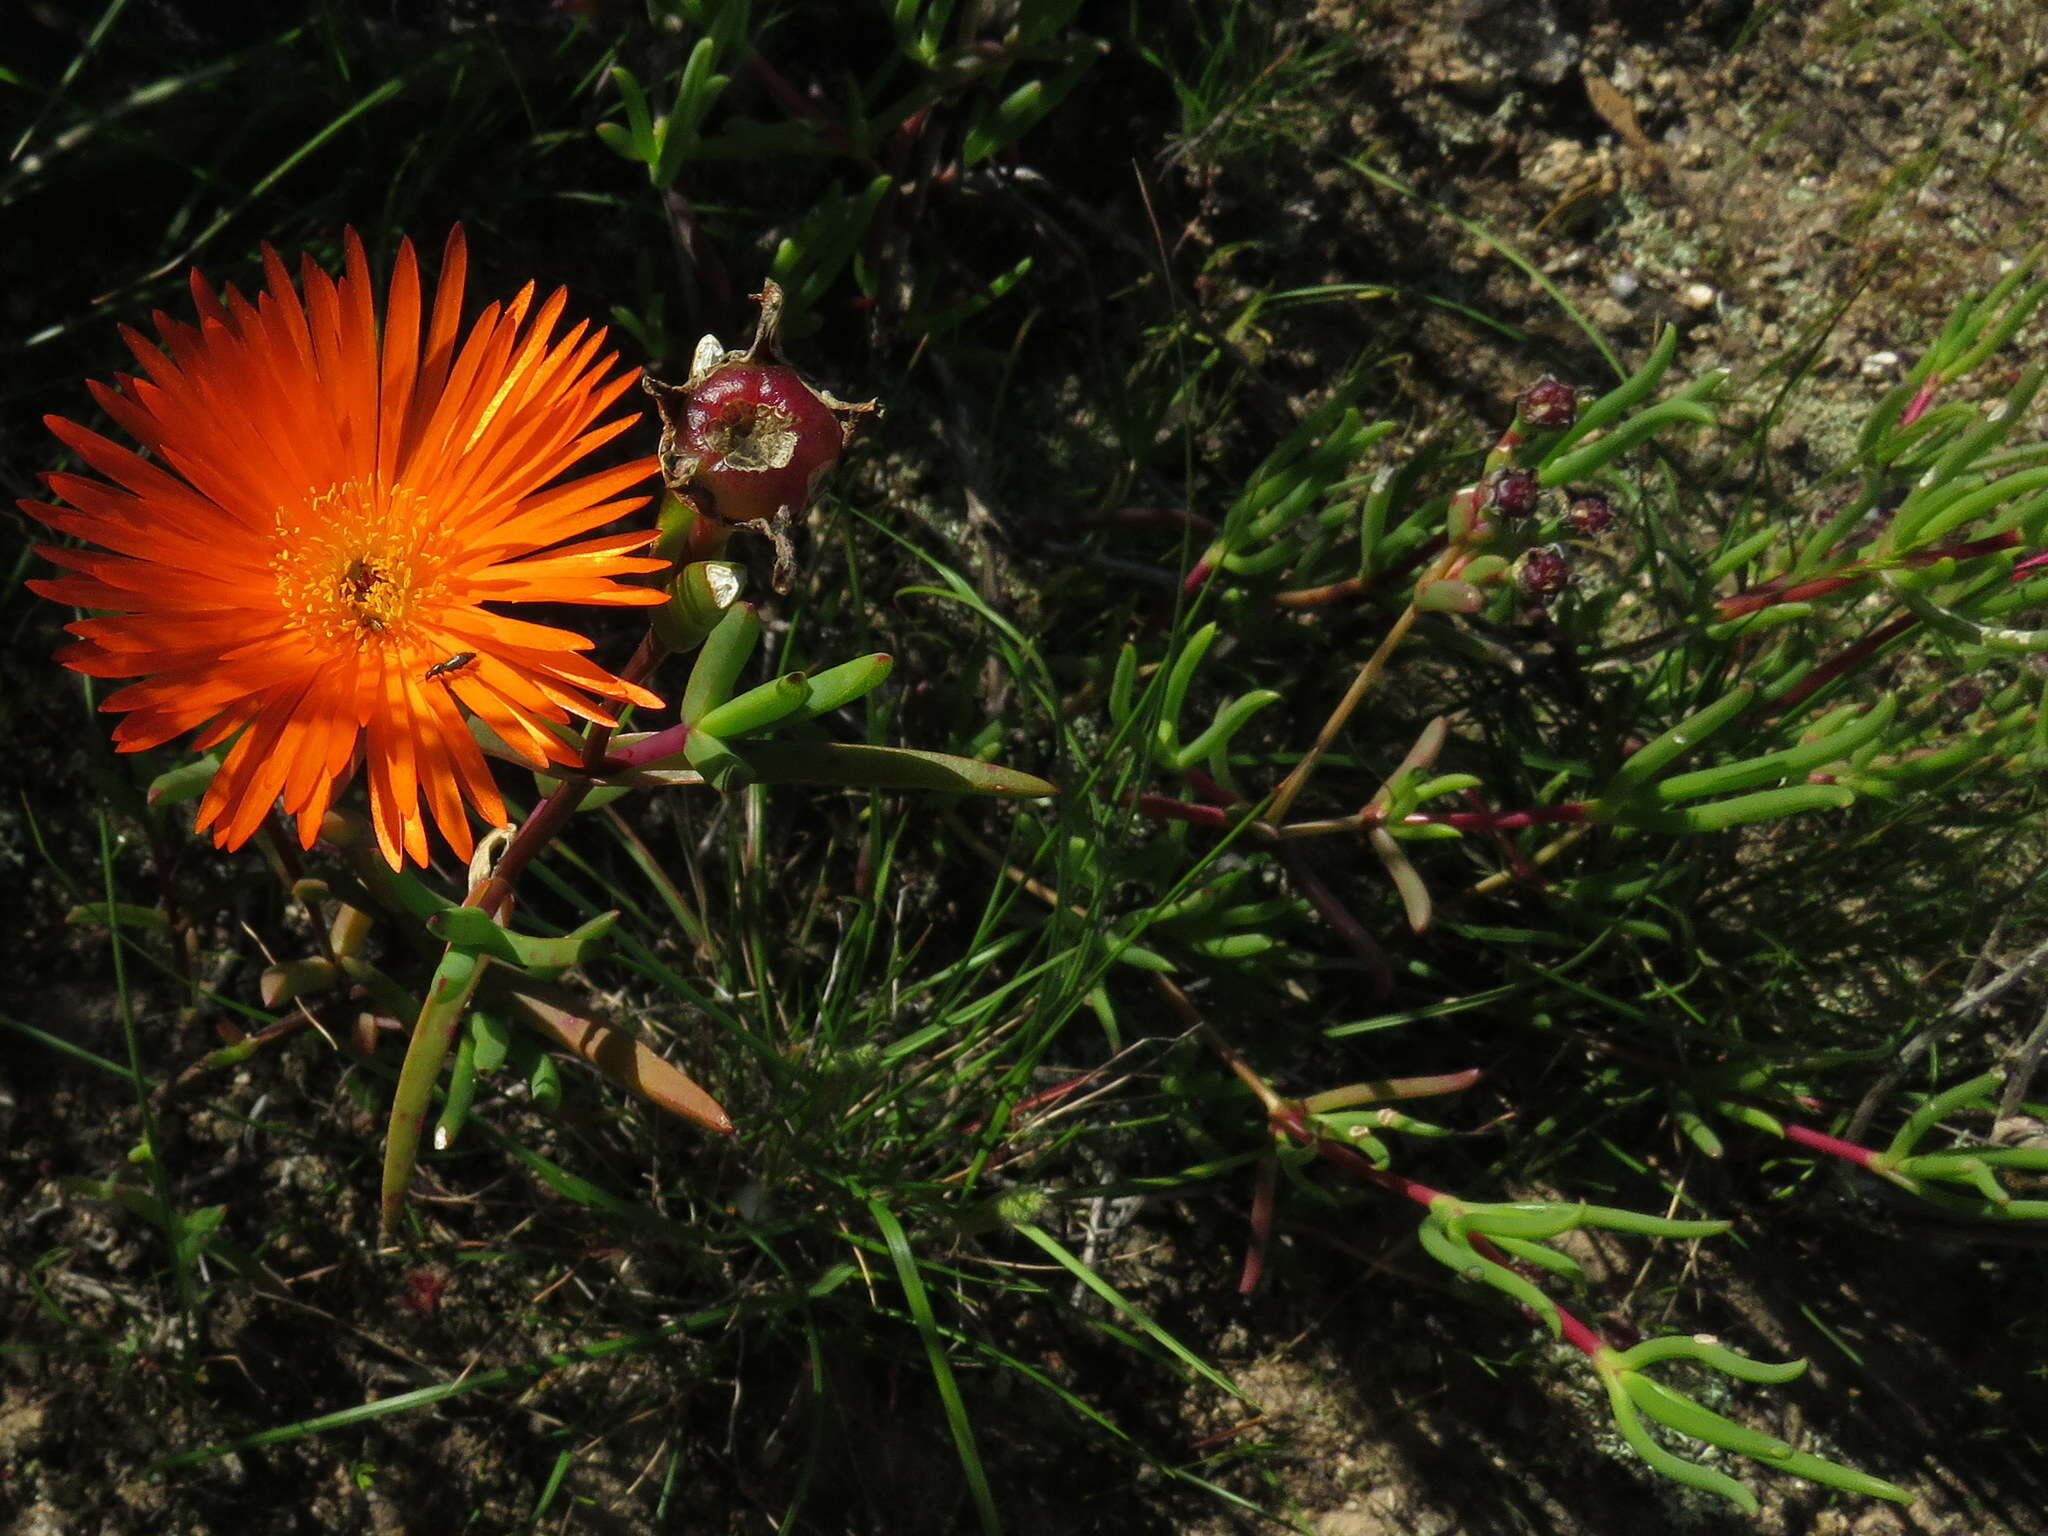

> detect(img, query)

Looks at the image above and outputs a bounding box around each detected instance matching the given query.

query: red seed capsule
[1564,490,1615,537]
[1482,466,1541,520]
[673,360,847,528]
[643,282,875,591]
[647,282,872,528]
[1517,544,1571,597]
[1518,374,1579,430]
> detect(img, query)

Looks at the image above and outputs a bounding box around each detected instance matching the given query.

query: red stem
[1180,767,1241,808]
[1778,1121,1880,1169]
[466,635,665,917]
[1898,375,1942,428]
[1462,789,1545,885]
[1165,772,1392,993]
[1272,535,1448,612]
[1281,845,1393,996]
[1240,1153,1277,1295]
[958,1069,1106,1138]
[1717,572,1862,617]
[1272,1107,1611,1360]
[1131,793,1234,831]
[1411,804,1592,831]
[1764,612,1920,719]
[1718,530,2018,618]
[604,721,692,770]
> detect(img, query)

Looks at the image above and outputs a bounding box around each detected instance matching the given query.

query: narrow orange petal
[378,237,422,481]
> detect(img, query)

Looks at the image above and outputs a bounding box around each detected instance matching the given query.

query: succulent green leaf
[1415,578,1485,613]
[67,901,171,931]
[530,774,633,810]
[381,946,487,1228]
[654,559,747,653]
[1417,1216,1562,1336]
[1157,624,1218,750]
[529,1050,562,1113]
[1707,524,1782,582]
[1601,1374,1758,1512]
[693,672,813,739]
[738,741,1056,798]
[434,1023,480,1151]
[795,654,894,719]
[1485,1233,1586,1284]
[1622,1372,1795,1461]
[1610,783,1855,834]
[1908,1145,2048,1173]
[683,730,754,791]
[1538,324,1679,471]
[147,752,223,807]
[609,65,655,163]
[682,602,761,725]
[469,1007,513,1073]
[1601,685,1755,797]
[653,38,726,186]
[426,907,619,971]
[1539,396,1721,487]
[1108,642,1139,727]
[1885,1071,2001,1160]
[1619,1365,1906,1501]
[1762,1450,1913,1504]
[1613,1335,1806,1384]
[1705,602,1816,640]
[1892,465,2048,553]
[1173,689,1282,769]
[1456,1202,1585,1240]
[1653,697,1897,803]
[1186,931,1280,960]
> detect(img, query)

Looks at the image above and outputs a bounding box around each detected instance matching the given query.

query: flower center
[271,480,451,651]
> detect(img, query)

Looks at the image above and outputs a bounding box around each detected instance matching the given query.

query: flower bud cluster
[1421,376,1627,614]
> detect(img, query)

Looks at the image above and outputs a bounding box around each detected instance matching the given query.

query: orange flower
[25,228,668,868]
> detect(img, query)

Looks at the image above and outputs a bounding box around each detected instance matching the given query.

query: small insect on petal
[424,652,479,683]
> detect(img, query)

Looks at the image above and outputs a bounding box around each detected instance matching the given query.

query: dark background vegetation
[5,2,2048,1532]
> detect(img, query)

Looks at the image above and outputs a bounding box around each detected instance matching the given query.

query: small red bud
[1518,375,1578,430]
[1564,490,1614,537]
[1517,544,1571,598]
[1482,467,1540,520]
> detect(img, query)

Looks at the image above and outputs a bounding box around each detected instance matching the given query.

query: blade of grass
[1013,1220,1251,1403]
[868,1198,1003,1536]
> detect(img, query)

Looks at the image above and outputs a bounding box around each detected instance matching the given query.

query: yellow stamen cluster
[271,480,450,650]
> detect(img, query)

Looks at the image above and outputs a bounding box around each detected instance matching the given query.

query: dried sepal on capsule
[642,282,876,593]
